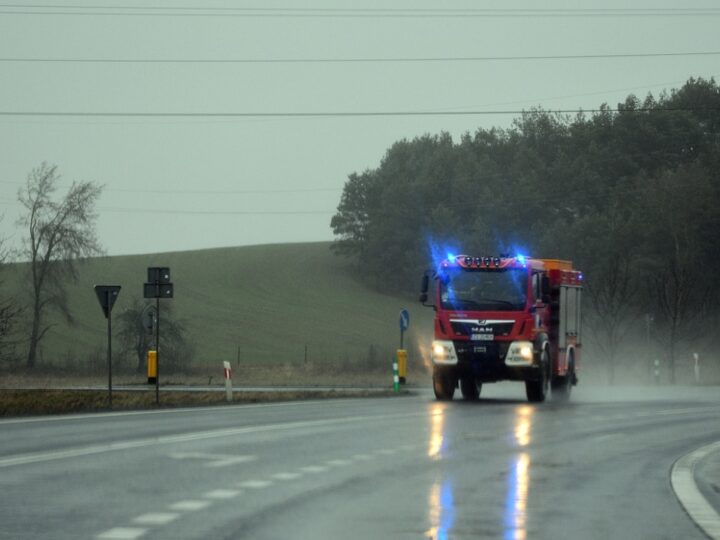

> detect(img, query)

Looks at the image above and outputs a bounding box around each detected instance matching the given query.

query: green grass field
[3,242,433,382]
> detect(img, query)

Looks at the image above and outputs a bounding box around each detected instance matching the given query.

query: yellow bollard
[397,349,407,384]
[147,350,157,384]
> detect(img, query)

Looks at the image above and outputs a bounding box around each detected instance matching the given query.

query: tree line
[331,77,720,383]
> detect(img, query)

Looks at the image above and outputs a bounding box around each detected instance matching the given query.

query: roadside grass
[2,242,433,380]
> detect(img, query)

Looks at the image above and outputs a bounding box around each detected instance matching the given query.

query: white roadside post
[223,361,233,402]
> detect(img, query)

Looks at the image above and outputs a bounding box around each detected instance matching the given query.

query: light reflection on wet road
[504,404,534,540]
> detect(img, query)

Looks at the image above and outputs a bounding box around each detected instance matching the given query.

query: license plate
[471,333,493,341]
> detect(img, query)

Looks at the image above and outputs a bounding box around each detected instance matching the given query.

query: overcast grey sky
[0,2,718,256]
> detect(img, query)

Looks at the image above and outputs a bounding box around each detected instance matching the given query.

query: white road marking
[671,440,720,539]
[132,513,179,525]
[0,397,369,425]
[0,412,425,468]
[96,527,147,539]
[326,459,352,467]
[237,480,272,489]
[168,500,212,511]
[352,453,373,461]
[168,452,256,468]
[640,407,718,418]
[376,449,397,455]
[593,433,625,442]
[273,472,302,480]
[300,465,328,474]
[204,489,241,499]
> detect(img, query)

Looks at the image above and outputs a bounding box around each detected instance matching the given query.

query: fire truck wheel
[526,349,549,403]
[433,368,456,401]
[460,378,480,401]
[551,365,573,401]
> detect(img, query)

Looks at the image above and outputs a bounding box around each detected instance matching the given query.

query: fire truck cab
[419,254,583,402]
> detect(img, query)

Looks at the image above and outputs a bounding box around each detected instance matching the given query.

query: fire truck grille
[450,320,514,337]
[454,341,511,364]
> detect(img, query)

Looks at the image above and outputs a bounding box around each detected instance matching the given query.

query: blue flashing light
[447,253,457,264]
[516,254,527,265]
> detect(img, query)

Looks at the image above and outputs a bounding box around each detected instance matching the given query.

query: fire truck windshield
[439,268,528,311]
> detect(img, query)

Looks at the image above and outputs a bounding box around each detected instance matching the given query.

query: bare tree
[17,163,103,368]
[0,220,22,366]
[117,298,192,374]
[641,165,715,383]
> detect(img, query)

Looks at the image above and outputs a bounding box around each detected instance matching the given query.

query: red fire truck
[419,254,583,402]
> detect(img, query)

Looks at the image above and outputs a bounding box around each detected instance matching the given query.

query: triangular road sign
[94,285,121,319]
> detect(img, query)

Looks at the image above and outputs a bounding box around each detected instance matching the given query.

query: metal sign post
[144,267,173,405]
[94,285,121,408]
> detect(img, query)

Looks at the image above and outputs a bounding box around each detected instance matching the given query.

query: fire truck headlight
[505,341,535,366]
[431,340,458,365]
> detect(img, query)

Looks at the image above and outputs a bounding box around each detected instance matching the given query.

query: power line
[2,51,719,64]
[100,206,334,215]
[0,108,717,119]
[1,6,720,17]
[0,180,340,195]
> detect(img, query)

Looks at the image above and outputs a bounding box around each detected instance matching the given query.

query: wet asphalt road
[1,384,719,540]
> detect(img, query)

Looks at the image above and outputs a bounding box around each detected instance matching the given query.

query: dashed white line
[168,500,212,512]
[671,440,720,539]
[237,480,273,489]
[352,453,373,461]
[169,452,256,468]
[273,472,302,481]
[204,489,242,499]
[132,513,180,525]
[376,449,397,456]
[326,459,352,467]
[593,433,625,442]
[96,527,147,539]
[300,465,328,474]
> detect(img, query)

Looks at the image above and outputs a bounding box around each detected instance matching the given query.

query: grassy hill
[3,242,433,382]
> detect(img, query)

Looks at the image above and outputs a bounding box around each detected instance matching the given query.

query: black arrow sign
[94,285,121,319]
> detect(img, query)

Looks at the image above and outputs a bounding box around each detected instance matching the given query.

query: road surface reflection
[504,405,534,539]
[428,403,447,460]
[426,478,455,540]
[425,403,455,539]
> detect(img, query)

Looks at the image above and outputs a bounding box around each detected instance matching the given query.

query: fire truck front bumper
[438,339,541,383]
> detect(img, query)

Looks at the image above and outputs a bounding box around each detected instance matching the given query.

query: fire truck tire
[460,378,480,401]
[433,368,456,401]
[551,362,573,401]
[526,349,549,403]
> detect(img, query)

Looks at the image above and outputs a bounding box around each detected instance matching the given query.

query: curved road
[1,384,718,539]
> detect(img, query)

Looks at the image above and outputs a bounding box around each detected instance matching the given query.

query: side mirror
[420,271,434,308]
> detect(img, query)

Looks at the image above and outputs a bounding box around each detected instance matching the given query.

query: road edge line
[671,440,720,540]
